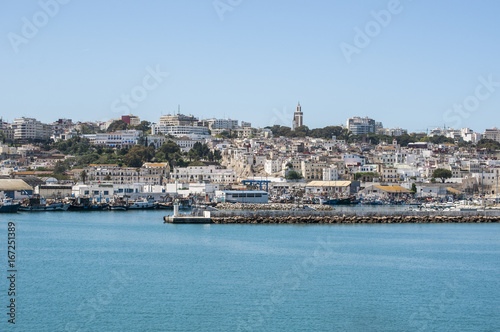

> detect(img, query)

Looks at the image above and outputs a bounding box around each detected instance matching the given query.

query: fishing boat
[324,196,358,205]
[179,198,192,209]
[0,197,20,213]
[69,197,109,211]
[109,204,127,211]
[157,202,174,210]
[19,197,70,211]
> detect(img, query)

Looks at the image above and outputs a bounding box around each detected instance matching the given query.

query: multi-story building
[0,119,14,142]
[12,117,50,141]
[146,135,168,149]
[151,124,210,139]
[343,154,366,166]
[159,113,199,127]
[301,160,328,181]
[94,130,142,148]
[484,128,500,143]
[234,127,255,138]
[377,127,408,136]
[205,118,238,131]
[322,166,339,181]
[175,138,196,152]
[170,165,237,183]
[381,166,399,183]
[347,117,377,135]
[264,159,282,175]
[121,115,141,126]
[83,162,169,185]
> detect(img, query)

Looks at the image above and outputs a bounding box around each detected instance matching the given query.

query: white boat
[128,198,157,210]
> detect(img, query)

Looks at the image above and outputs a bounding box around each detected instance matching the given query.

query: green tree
[79,124,95,135]
[132,120,151,133]
[432,168,452,183]
[123,146,154,167]
[159,141,181,155]
[53,161,67,174]
[285,170,303,180]
[477,139,500,150]
[107,120,128,132]
[354,172,379,180]
[80,170,88,184]
[293,125,310,137]
[410,183,417,194]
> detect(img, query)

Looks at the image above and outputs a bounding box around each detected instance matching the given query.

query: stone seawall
[210,215,500,224]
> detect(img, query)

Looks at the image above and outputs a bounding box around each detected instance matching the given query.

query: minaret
[292,102,303,130]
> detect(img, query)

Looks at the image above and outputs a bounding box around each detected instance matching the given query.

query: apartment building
[83,162,169,185]
[12,117,50,141]
[170,165,237,183]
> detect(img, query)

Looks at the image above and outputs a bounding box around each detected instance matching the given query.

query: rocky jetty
[210,215,500,224]
[215,203,334,211]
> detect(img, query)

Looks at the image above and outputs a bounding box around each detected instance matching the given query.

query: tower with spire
[292,102,303,130]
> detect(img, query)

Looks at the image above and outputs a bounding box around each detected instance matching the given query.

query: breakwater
[209,209,500,224]
[210,215,500,224]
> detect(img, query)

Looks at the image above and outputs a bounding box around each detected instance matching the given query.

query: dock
[163,215,212,224]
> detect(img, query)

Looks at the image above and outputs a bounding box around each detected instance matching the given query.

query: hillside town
[1,105,500,211]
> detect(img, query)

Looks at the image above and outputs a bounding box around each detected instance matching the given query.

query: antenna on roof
[178,105,180,115]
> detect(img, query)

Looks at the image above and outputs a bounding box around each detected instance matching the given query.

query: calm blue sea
[1,210,499,331]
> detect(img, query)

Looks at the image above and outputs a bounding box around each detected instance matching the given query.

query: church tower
[292,102,303,130]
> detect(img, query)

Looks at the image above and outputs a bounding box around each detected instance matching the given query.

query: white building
[165,182,220,197]
[347,117,376,135]
[94,130,142,148]
[171,165,237,183]
[322,166,339,181]
[205,118,238,130]
[343,154,366,166]
[175,137,197,152]
[265,159,282,175]
[216,190,268,203]
[83,162,169,185]
[12,117,50,141]
[484,128,500,143]
[72,183,143,199]
[151,124,210,139]
[305,181,352,196]
[146,135,168,149]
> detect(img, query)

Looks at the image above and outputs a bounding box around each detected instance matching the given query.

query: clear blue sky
[1,0,499,133]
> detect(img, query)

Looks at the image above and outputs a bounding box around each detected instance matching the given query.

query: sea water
[1,210,499,331]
